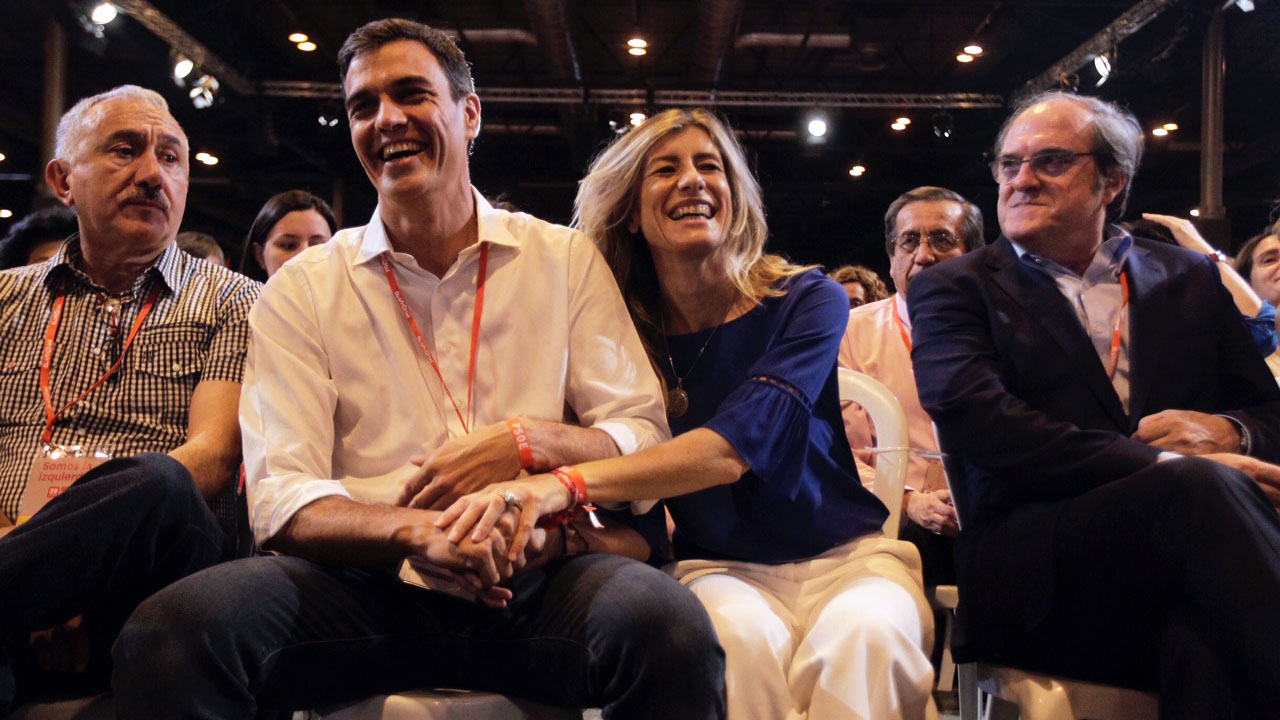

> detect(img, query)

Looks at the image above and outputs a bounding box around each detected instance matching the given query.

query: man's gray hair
[54,85,173,161]
[993,90,1144,222]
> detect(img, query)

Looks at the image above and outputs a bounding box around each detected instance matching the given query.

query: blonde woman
[440,109,936,720]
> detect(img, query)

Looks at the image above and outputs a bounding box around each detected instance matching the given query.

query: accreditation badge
[17,449,108,524]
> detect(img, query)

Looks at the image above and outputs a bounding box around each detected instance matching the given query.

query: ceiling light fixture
[0,209,12,219]
[1162,122,1178,131]
[629,112,647,127]
[895,117,911,126]
[807,118,828,137]
[173,56,193,79]
[890,121,907,131]
[932,110,954,139]
[1093,52,1112,87]
[848,165,866,177]
[1235,0,1255,11]
[194,152,219,166]
[188,74,219,109]
[963,44,984,55]
[956,53,974,63]
[1152,127,1168,137]
[1190,208,1200,217]
[90,3,118,25]
[628,47,647,56]
[0,152,6,163]
[297,40,317,52]
[288,32,309,43]
[627,37,647,49]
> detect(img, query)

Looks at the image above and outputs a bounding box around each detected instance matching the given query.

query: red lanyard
[891,299,912,354]
[40,282,162,445]
[1106,272,1130,381]
[379,244,489,434]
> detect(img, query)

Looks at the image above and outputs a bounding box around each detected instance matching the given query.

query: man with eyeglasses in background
[837,186,983,588]
[0,85,258,711]
[909,91,1280,718]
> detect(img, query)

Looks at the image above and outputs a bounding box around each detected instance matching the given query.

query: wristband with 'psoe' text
[506,417,534,470]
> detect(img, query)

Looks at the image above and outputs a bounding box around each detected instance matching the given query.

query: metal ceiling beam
[259,81,1002,110]
[112,0,255,95]
[1023,0,1178,93]
[523,0,582,84]
[691,0,743,86]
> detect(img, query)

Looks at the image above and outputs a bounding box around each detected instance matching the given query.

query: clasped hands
[394,421,565,606]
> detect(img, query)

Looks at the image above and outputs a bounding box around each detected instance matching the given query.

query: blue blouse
[662,270,888,563]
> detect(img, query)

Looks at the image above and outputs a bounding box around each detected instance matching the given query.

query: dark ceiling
[1,0,1277,277]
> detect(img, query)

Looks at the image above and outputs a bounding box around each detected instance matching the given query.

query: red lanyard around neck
[379,244,489,434]
[1106,272,1130,381]
[40,282,162,445]
[891,299,912,354]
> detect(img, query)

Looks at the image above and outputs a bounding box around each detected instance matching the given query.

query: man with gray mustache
[0,85,258,711]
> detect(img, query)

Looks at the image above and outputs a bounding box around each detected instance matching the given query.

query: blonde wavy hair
[574,108,808,365]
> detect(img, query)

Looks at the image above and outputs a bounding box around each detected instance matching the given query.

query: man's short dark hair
[338,18,475,101]
[828,265,890,303]
[0,206,78,269]
[883,186,985,257]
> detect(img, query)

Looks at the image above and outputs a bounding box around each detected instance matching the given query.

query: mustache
[118,186,169,211]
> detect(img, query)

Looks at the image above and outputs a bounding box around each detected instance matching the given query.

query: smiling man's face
[343,39,480,205]
[995,98,1121,258]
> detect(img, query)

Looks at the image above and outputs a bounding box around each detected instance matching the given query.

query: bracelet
[505,417,534,470]
[1210,248,1230,263]
[539,466,594,528]
[1216,414,1253,456]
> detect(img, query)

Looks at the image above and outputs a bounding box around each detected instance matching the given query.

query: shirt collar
[1009,224,1133,280]
[43,234,181,296]
[354,187,520,267]
[894,292,911,332]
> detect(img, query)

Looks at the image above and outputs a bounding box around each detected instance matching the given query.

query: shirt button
[171,362,183,372]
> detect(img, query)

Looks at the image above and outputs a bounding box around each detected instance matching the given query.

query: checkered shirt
[0,237,260,522]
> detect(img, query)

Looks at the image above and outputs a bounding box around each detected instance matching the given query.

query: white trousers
[670,534,937,720]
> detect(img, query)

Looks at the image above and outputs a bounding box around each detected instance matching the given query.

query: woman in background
[1236,228,1280,377]
[440,109,936,720]
[238,190,337,281]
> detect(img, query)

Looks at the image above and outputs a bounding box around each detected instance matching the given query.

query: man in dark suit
[909,90,1280,720]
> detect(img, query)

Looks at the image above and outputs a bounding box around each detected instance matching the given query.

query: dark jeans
[998,457,1280,720]
[113,552,727,720]
[0,453,232,707]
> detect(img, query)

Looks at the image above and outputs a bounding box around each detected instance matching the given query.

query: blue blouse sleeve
[704,273,849,500]
[1242,301,1278,357]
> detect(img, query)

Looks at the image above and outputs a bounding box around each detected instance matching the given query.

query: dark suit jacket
[907,235,1280,660]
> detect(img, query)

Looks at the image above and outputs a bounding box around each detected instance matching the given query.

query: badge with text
[18,451,107,524]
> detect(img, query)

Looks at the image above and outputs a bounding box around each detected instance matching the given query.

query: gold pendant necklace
[661,294,737,419]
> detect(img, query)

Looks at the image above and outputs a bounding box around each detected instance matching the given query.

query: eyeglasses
[989,151,1103,183]
[894,231,962,254]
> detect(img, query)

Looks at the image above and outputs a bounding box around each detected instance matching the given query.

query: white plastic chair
[837,367,909,539]
[8,694,114,720]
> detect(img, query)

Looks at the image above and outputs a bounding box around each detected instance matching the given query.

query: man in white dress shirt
[111,19,725,720]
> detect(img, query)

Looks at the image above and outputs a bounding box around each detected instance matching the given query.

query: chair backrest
[838,367,908,539]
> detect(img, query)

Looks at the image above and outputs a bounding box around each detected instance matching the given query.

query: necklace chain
[660,292,738,401]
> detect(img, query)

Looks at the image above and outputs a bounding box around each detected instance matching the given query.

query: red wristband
[506,417,534,470]
[540,465,593,528]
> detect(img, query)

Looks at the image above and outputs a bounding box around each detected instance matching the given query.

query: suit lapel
[987,239,1129,429]
[1123,244,1167,426]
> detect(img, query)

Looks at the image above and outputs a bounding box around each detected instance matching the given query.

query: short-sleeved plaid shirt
[0,237,260,521]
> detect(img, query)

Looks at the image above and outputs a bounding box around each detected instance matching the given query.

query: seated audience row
[2,17,1279,720]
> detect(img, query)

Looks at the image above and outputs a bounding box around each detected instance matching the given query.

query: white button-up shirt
[240,191,669,543]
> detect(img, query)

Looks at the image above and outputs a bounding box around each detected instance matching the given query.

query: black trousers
[0,453,232,707]
[113,552,728,720]
[996,457,1280,720]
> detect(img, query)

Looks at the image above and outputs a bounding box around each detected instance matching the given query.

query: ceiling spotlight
[627,37,647,49]
[1190,208,1201,217]
[890,121,907,131]
[895,117,911,126]
[628,47,647,56]
[963,44,984,55]
[932,110,954,139]
[194,152,219,166]
[288,32,309,43]
[1093,52,1112,87]
[90,3,118,25]
[0,152,6,162]
[1162,122,1178,131]
[956,53,974,63]
[848,165,866,177]
[317,103,342,128]
[1235,0,1255,11]
[297,41,317,52]
[629,112,646,127]
[807,118,828,137]
[188,74,219,109]
[0,209,12,219]
[1152,127,1168,137]
[173,56,193,80]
